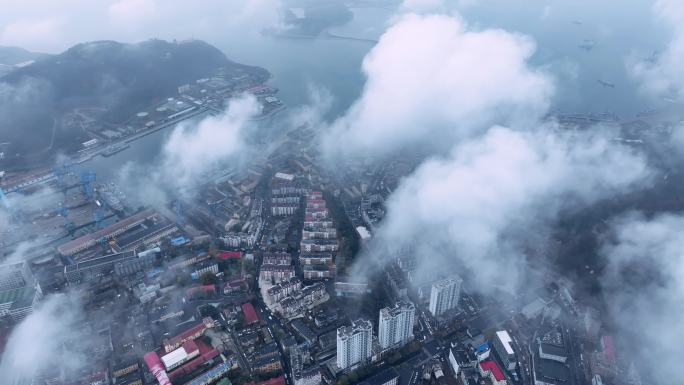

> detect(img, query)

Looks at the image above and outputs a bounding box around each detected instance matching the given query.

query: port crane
[94,207,105,229]
[59,206,76,232]
[52,162,74,190]
[80,171,97,199]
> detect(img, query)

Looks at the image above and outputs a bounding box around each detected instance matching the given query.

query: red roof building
[187,285,217,298]
[224,278,248,293]
[195,338,216,355]
[246,375,286,385]
[601,335,616,362]
[143,352,172,385]
[168,339,220,380]
[163,318,214,353]
[182,340,199,355]
[217,251,242,260]
[479,360,506,385]
[242,302,259,324]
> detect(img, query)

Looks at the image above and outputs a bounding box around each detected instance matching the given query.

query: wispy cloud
[118,94,260,205]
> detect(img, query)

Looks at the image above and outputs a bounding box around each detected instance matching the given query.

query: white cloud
[162,95,260,190]
[0,0,285,53]
[0,240,39,264]
[117,94,260,205]
[0,210,9,233]
[287,84,334,131]
[0,18,65,52]
[629,0,684,99]
[321,13,553,160]
[355,125,653,291]
[600,212,684,383]
[0,294,89,383]
[328,10,656,294]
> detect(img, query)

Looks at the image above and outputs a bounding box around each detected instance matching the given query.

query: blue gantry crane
[80,171,97,200]
[53,167,65,188]
[59,206,75,232]
[53,162,73,189]
[94,207,105,229]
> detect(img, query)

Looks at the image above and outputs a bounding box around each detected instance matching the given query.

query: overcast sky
[0,0,285,53]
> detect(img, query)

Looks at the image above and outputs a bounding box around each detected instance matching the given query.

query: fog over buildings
[118,95,261,205]
[1,1,684,385]
[351,126,654,290]
[328,8,652,294]
[328,2,683,382]
[0,293,90,383]
[600,212,684,384]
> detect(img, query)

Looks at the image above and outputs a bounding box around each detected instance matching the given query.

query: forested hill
[0,39,268,168]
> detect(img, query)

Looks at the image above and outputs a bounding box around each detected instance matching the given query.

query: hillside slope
[0,39,268,168]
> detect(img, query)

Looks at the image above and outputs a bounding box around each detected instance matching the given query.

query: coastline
[1,89,284,194]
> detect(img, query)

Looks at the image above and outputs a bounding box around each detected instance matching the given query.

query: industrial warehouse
[58,208,178,257]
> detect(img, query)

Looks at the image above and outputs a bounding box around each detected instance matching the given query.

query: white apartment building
[379,301,415,350]
[428,276,463,317]
[337,319,373,370]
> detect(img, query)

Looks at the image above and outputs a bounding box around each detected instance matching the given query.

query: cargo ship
[96,182,126,212]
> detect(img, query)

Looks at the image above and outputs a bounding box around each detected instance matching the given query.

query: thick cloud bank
[356,126,652,290]
[322,13,553,159]
[600,213,684,383]
[630,0,684,99]
[329,11,658,295]
[0,294,88,383]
